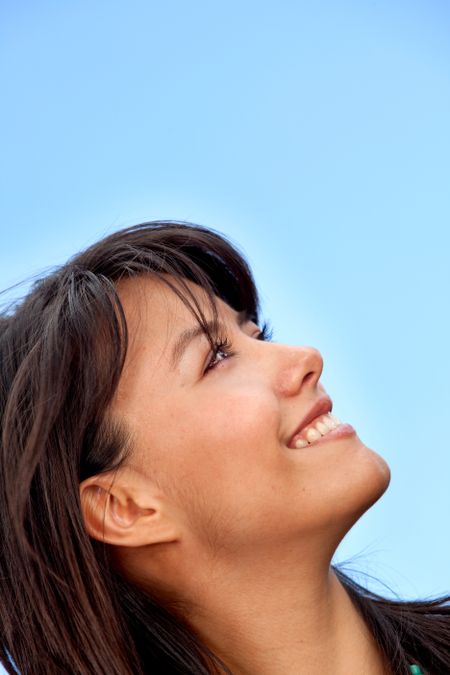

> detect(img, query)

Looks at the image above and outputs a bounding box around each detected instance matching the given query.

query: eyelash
[204,321,274,374]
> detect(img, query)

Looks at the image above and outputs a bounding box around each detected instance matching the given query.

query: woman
[0,221,448,675]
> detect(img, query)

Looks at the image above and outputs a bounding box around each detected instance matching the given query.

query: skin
[80,274,392,675]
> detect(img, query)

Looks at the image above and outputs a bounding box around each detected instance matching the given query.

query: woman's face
[111,275,390,558]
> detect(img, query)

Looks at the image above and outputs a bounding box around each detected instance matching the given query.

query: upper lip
[288,395,333,446]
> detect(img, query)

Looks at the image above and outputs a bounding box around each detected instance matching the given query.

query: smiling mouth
[290,413,355,448]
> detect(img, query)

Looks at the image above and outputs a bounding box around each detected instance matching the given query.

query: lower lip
[295,423,356,449]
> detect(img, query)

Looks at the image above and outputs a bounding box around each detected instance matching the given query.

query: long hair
[0,221,449,674]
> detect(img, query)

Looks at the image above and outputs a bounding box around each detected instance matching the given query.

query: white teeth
[322,415,337,430]
[315,421,330,435]
[292,412,344,449]
[306,428,322,442]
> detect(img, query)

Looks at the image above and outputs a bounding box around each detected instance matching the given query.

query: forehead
[116,273,236,341]
[114,274,240,380]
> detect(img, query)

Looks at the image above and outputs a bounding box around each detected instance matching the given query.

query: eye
[256,321,274,342]
[204,336,235,374]
[203,321,274,375]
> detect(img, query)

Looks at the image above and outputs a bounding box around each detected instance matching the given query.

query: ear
[79,466,181,547]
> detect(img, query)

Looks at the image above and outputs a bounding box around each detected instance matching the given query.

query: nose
[273,344,324,398]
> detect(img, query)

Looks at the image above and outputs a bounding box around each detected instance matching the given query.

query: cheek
[153,383,274,478]
[188,383,279,454]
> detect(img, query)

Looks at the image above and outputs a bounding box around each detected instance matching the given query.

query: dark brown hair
[0,221,449,674]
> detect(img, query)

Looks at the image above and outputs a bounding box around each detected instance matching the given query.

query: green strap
[409,666,423,675]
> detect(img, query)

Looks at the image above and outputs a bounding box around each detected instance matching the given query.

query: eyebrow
[170,310,251,370]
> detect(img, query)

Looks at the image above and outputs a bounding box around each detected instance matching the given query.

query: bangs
[72,220,262,353]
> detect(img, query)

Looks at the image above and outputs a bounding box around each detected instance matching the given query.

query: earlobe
[79,468,181,548]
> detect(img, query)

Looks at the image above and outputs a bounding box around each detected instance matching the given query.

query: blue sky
[1,0,449,619]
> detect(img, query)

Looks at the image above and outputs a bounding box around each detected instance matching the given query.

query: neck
[177,546,391,675]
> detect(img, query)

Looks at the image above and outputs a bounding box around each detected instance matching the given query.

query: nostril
[303,371,316,385]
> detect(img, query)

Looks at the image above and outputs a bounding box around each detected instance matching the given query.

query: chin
[362,441,391,486]
[332,434,390,504]
[348,442,392,517]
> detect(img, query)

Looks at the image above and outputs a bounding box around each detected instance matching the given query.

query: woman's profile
[0,221,448,674]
